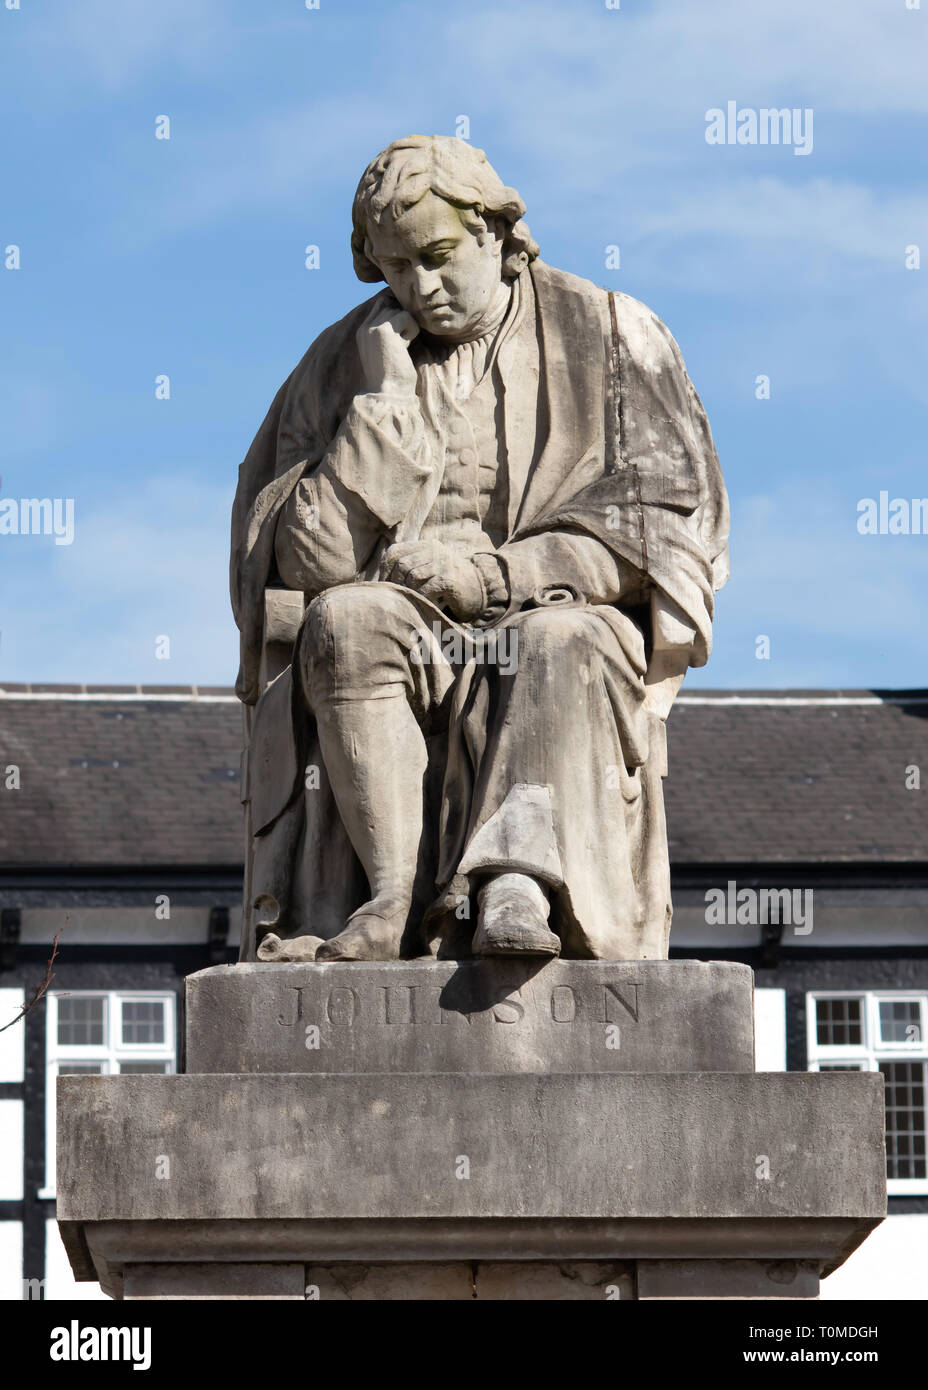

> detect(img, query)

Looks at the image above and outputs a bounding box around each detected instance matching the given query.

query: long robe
[229,260,729,960]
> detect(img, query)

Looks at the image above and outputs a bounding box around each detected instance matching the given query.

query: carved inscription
[276,978,639,1030]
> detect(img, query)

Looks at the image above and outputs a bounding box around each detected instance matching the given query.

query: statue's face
[366,190,505,338]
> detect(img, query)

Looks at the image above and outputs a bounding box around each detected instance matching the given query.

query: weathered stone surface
[637,1258,820,1300]
[56,1068,885,1298]
[123,1262,304,1300]
[473,1262,633,1300]
[184,959,755,1074]
[307,1264,472,1301]
[63,1213,883,1279]
[58,1071,885,1226]
[306,1261,634,1300]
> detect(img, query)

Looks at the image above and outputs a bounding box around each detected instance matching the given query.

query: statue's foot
[256,933,325,962]
[315,903,407,962]
[472,873,561,957]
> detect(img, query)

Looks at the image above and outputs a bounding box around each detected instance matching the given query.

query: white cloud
[447,0,928,142]
[631,179,928,272]
[27,0,228,91]
[692,482,928,687]
[2,474,239,686]
[104,94,429,249]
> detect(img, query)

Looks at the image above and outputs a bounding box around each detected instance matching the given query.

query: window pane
[818,1062,865,1071]
[57,997,105,1047]
[815,997,862,1046]
[119,1061,169,1074]
[121,1000,165,1045]
[58,1062,104,1075]
[880,1060,927,1180]
[878,1000,922,1045]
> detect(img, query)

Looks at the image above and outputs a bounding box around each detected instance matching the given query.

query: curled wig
[351,135,539,283]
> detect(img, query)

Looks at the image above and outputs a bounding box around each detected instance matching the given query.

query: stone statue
[230,136,729,964]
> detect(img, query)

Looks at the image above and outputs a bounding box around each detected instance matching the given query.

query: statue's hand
[383,541,485,621]
[356,293,420,396]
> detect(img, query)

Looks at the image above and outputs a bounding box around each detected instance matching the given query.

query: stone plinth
[56,960,887,1300]
[185,959,755,1074]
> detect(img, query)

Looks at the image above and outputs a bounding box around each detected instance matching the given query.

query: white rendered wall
[821,1214,928,1300]
[0,991,24,1081]
[0,1223,23,1300]
[44,1220,111,1300]
[0,1101,23,1201]
[754,988,787,1071]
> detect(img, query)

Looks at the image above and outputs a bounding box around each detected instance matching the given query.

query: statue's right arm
[273,390,434,599]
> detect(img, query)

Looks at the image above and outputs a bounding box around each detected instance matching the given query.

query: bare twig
[0,922,66,1034]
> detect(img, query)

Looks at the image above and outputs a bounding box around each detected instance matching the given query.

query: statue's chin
[419,314,465,338]
[417,283,510,344]
[420,315,493,345]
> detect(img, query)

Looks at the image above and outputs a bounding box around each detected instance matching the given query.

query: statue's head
[351,136,539,339]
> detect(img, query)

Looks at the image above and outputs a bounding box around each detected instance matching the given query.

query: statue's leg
[456,604,657,960]
[313,694,426,960]
[472,872,561,957]
[299,583,456,961]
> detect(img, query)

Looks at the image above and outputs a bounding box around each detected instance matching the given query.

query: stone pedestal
[185,959,755,1074]
[57,961,886,1300]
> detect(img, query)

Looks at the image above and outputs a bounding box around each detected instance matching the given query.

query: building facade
[0,684,925,1299]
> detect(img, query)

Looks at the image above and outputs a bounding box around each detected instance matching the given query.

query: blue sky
[1,0,926,690]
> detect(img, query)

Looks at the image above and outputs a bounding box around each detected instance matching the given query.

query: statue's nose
[412,265,443,299]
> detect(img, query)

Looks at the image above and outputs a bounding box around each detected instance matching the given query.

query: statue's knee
[302,593,335,670]
[302,582,413,686]
[305,582,366,638]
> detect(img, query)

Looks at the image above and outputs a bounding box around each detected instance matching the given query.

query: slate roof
[0,685,925,870]
[0,687,243,869]
[665,691,928,865]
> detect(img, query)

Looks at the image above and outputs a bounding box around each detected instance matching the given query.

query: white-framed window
[807,991,928,1195]
[41,991,176,1198]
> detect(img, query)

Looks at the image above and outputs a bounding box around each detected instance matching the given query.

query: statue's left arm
[488,286,729,665]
